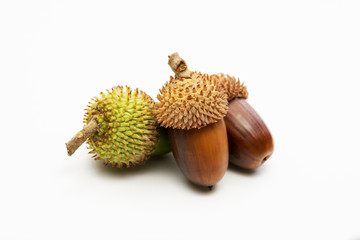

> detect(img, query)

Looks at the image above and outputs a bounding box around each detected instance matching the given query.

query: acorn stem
[66,118,98,156]
[168,52,191,79]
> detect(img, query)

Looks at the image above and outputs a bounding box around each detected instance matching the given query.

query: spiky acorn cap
[155,72,228,130]
[84,86,159,168]
[210,73,248,101]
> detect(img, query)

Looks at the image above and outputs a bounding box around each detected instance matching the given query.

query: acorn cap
[156,73,228,130]
[210,73,248,101]
[84,86,159,168]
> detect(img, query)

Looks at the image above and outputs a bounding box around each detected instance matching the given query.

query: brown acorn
[168,119,228,187]
[155,53,229,187]
[211,74,274,170]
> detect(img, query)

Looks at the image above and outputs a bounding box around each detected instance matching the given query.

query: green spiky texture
[84,86,159,168]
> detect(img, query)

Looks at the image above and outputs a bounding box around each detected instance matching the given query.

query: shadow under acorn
[227,162,260,176]
[90,153,266,193]
[90,153,180,179]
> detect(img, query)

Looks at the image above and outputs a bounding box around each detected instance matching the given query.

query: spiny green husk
[84,86,159,168]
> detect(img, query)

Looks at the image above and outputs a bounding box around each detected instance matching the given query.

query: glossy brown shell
[224,98,274,169]
[168,119,229,187]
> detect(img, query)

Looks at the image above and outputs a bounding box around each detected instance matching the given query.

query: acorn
[211,74,274,170]
[65,85,169,168]
[155,53,229,187]
[151,127,172,156]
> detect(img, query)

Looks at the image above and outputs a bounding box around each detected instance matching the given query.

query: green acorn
[66,85,166,168]
[151,127,172,156]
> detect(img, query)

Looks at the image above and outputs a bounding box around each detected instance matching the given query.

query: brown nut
[224,98,274,169]
[168,119,228,187]
[156,60,229,187]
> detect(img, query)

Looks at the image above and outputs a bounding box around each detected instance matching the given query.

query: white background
[1,0,359,239]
